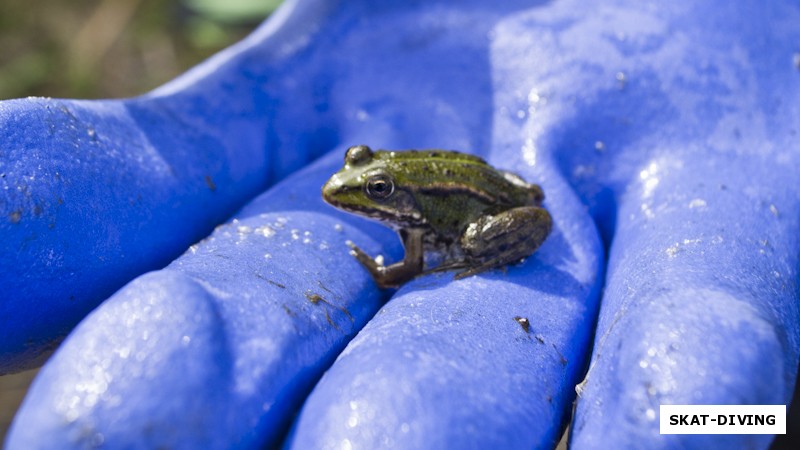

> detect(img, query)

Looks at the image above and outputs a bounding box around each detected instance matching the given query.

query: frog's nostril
[322,177,346,204]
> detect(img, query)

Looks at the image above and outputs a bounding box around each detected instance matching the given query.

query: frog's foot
[347,236,424,289]
[422,260,469,276]
[453,260,515,280]
[348,229,427,288]
[347,241,383,272]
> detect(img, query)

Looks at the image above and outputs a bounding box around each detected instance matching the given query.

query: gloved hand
[5,0,799,449]
[0,0,337,373]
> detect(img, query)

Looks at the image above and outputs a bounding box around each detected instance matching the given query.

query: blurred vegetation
[0,0,282,100]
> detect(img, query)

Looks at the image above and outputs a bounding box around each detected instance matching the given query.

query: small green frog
[322,145,552,288]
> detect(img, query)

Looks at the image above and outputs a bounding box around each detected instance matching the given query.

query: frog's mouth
[323,188,414,224]
[323,176,424,225]
[324,192,393,220]
[321,176,350,206]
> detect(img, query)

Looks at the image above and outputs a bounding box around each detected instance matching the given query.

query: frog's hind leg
[455,206,552,280]
[422,260,469,275]
[453,259,506,280]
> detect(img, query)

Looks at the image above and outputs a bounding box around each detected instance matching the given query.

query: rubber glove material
[0,0,337,373]
[6,151,401,448]
[6,0,800,449]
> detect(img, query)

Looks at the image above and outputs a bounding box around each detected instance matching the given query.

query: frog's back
[376,149,543,207]
[375,149,488,165]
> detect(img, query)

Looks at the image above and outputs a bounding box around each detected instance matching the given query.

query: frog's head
[322,145,423,227]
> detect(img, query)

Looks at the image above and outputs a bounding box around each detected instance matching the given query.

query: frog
[321,145,552,288]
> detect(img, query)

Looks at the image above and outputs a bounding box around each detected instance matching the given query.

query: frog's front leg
[457,206,552,280]
[348,228,425,288]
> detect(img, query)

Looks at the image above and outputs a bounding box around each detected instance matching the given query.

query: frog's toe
[453,262,496,280]
[350,246,377,267]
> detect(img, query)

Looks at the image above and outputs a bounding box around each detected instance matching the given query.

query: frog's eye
[345,145,373,166]
[365,174,394,200]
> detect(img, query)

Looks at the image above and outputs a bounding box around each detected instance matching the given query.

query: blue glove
[0,0,335,373]
[6,0,799,449]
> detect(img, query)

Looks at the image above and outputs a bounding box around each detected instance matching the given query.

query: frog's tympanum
[322,145,552,288]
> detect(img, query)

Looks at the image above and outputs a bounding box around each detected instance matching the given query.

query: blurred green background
[0,0,281,100]
[0,0,280,441]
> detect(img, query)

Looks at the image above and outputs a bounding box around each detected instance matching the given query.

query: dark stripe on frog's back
[376,149,536,206]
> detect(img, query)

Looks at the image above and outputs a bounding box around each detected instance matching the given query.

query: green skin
[322,145,553,288]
